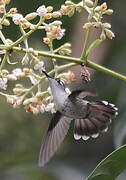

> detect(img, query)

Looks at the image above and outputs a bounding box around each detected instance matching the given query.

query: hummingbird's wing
[68,89,97,100]
[74,101,118,140]
[38,111,72,167]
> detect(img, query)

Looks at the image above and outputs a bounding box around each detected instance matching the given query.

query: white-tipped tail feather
[74,101,118,141]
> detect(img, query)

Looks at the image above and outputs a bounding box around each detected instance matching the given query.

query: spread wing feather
[38,111,72,167]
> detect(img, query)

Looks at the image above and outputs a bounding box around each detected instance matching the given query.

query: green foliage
[86,145,126,180]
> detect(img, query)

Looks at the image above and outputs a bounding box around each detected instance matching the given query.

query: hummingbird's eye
[56,78,65,88]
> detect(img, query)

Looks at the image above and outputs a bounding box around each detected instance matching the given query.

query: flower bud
[0,0,5,5]
[59,48,72,55]
[0,5,4,13]
[105,9,113,15]
[15,84,23,88]
[52,11,62,18]
[105,29,115,39]
[23,98,31,105]
[25,12,38,21]
[6,96,14,104]
[103,23,111,29]
[94,6,102,12]
[7,74,17,80]
[21,22,31,29]
[101,2,107,10]
[83,22,93,29]
[39,104,45,113]
[76,3,83,13]
[44,13,52,19]
[51,20,62,26]
[23,67,31,74]
[68,8,75,17]
[8,8,18,14]
[1,69,9,75]
[36,5,47,17]
[13,87,24,95]
[2,19,10,26]
[100,31,106,41]
[85,0,94,7]
[47,6,53,13]
[5,0,11,5]
[32,106,39,115]
[43,37,51,44]
[65,1,74,6]
[93,22,102,28]
[60,5,69,15]
[12,13,23,25]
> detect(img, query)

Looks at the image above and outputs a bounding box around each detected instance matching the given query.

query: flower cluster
[43,21,65,45]
[0,0,115,116]
[58,70,76,84]
[83,2,115,40]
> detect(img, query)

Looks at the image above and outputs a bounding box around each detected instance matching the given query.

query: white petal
[91,133,99,138]
[74,134,81,140]
[82,135,90,141]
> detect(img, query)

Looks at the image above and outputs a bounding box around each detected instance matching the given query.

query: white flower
[12,13,23,25]
[7,74,17,80]
[12,68,24,79]
[36,5,47,16]
[34,61,45,73]
[39,104,45,113]
[0,78,7,90]
[45,103,56,113]
[28,75,38,85]
[56,29,65,40]
[6,95,18,104]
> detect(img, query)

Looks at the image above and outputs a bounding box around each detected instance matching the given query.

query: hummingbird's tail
[74,101,118,140]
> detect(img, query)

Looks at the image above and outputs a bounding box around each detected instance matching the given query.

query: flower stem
[0,52,8,70]
[0,30,8,45]
[80,28,91,61]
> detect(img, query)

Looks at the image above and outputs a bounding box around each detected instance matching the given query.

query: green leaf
[86,145,126,180]
[86,39,102,57]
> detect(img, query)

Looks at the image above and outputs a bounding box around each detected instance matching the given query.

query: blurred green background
[1,0,126,180]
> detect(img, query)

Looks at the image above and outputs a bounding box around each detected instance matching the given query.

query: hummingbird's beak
[42,70,52,79]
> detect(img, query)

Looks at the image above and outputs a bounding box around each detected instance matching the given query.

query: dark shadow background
[0,0,126,180]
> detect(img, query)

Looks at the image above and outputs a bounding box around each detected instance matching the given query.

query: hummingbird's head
[42,70,66,91]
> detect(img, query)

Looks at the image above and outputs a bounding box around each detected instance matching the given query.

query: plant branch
[12,46,126,82]
[0,52,8,70]
[0,30,8,45]
[9,17,44,49]
[87,60,126,82]
[0,45,125,82]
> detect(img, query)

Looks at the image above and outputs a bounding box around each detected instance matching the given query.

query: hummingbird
[38,70,118,167]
